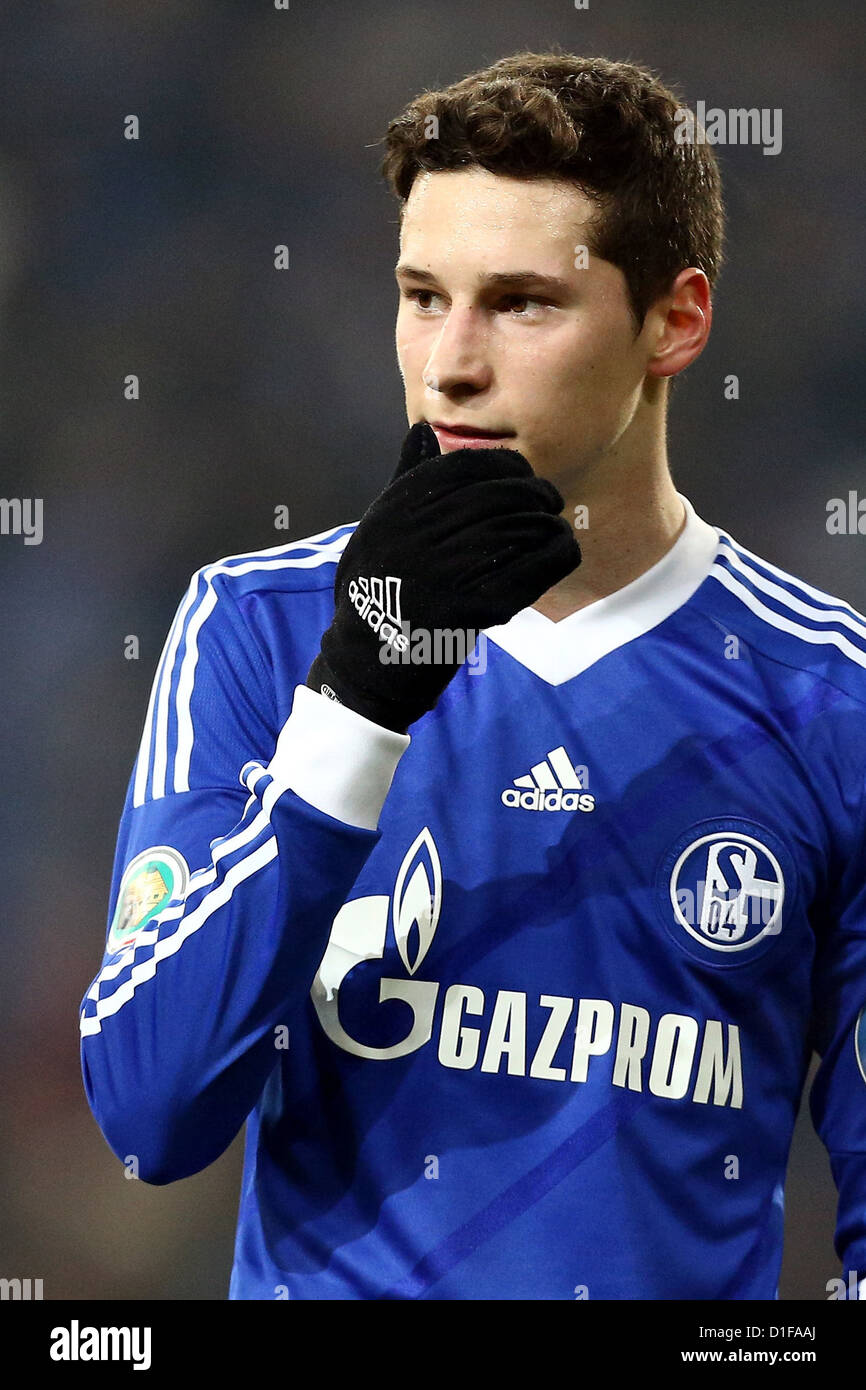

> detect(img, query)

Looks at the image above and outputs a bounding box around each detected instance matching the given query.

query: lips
[430,422,515,450]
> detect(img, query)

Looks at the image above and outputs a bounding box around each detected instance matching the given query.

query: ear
[389,422,441,482]
[645,268,712,379]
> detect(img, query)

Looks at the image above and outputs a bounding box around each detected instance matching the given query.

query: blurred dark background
[0,0,863,1299]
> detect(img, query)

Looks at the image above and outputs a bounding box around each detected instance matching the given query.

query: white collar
[481,494,720,685]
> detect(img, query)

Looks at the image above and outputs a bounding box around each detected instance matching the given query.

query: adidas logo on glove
[501,746,596,812]
[348,574,409,653]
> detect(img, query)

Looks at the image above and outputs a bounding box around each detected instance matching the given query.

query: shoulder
[149,522,359,674]
[701,527,866,710]
[187,522,358,605]
[131,524,359,808]
[168,522,359,648]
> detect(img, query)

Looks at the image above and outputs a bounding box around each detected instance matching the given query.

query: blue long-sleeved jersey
[80,495,866,1299]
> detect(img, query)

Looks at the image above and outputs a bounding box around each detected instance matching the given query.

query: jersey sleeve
[79,564,409,1184]
[808,768,866,1294]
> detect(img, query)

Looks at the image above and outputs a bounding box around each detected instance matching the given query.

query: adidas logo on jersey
[501,746,596,812]
[348,574,409,652]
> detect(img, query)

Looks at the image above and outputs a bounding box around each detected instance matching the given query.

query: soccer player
[80,52,866,1300]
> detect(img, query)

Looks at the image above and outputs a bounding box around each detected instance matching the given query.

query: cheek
[397,344,420,383]
[395,334,416,387]
[396,320,427,373]
[516,341,636,454]
[532,326,636,405]
[509,336,599,415]
[395,304,413,355]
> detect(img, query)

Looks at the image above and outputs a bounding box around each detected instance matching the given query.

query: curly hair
[381,50,724,330]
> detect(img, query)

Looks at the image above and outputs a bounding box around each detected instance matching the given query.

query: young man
[80,52,866,1300]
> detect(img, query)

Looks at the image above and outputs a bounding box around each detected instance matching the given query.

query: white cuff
[266,684,410,832]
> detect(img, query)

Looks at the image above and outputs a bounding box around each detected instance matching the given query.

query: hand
[306,422,581,732]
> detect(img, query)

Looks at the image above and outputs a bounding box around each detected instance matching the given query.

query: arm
[808,771,866,1295]
[83,421,580,1186]
[80,565,408,1184]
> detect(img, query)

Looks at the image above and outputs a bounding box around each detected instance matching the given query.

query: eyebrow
[394,264,573,296]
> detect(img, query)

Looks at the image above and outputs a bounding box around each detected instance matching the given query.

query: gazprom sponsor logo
[311,828,743,1106]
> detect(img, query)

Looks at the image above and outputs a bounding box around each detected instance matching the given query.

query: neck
[532,449,686,622]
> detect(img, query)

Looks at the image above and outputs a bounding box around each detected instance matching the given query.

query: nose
[423,305,493,396]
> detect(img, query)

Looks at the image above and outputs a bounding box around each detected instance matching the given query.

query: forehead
[399,167,597,261]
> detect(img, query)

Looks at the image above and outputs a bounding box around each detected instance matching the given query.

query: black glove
[306,422,581,733]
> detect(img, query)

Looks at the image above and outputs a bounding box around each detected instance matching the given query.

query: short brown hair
[381,50,724,330]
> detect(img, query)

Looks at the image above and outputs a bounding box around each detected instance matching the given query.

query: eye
[401,288,552,317]
[403,288,444,312]
[499,294,548,316]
